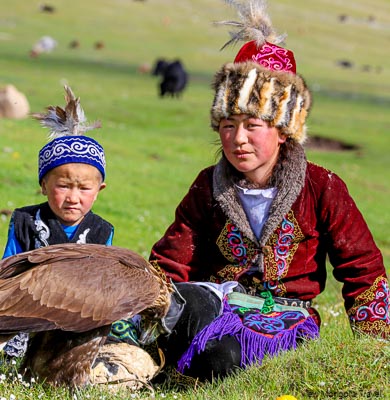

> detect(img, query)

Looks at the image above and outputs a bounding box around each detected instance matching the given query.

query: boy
[2,86,113,357]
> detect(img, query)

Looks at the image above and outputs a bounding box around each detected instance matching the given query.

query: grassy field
[0,0,389,398]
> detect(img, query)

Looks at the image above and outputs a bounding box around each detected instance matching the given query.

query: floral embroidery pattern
[217,221,255,266]
[347,275,390,338]
[77,228,90,244]
[226,224,247,264]
[263,280,287,298]
[39,137,105,178]
[252,43,295,72]
[264,210,304,281]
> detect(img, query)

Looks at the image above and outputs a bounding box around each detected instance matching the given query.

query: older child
[2,86,114,357]
[149,0,389,381]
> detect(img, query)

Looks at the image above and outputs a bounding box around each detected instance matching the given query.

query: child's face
[41,163,106,226]
[219,114,286,185]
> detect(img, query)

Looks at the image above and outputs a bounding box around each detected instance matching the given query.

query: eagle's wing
[0,244,162,334]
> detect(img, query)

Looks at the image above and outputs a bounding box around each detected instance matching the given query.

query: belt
[233,282,312,310]
[273,296,312,310]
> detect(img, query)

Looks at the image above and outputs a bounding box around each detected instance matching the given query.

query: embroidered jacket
[150,145,389,339]
[10,202,113,250]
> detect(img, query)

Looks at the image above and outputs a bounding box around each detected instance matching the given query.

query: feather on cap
[216,0,286,50]
[32,85,101,140]
[215,0,295,73]
[36,86,106,182]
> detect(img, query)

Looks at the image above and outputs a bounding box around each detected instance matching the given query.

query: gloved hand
[160,281,186,334]
[138,281,186,345]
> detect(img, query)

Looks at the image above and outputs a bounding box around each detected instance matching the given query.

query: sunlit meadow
[0,0,389,398]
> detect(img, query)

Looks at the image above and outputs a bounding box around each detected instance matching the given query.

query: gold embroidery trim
[264,210,304,281]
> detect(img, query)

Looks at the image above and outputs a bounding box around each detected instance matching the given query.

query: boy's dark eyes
[247,119,264,127]
[220,122,234,129]
[220,120,264,129]
[56,184,92,190]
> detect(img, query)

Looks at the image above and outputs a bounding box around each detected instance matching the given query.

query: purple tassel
[177,299,319,373]
[177,302,242,372]
[239,314,319,366]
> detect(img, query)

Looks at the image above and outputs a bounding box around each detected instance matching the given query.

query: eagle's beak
[138,320,165,345]
[139,283,186,345]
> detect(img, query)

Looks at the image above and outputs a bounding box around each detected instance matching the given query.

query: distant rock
[0,84,30,119]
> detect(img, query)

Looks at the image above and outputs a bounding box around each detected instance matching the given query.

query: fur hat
[34,86,105,183]
[211,0,312,143]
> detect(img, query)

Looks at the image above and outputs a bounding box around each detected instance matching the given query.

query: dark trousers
[158,283,242,381]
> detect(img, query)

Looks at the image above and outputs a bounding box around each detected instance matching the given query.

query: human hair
[268,137,297,188]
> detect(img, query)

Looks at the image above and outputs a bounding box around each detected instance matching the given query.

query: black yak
[152,58,188,98]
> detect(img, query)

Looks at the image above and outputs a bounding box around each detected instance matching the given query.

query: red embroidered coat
[150,146,389,338]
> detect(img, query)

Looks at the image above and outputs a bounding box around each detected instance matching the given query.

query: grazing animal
[69,40,80,49]
[336,59,354,69]
[94,41,105,50]
[138,62,151,74]
[152,59,169,76]
[152,59,188,98]
[39,4,56,14]
[0,243,171,388]
[0,209,12,217]
[39,4,56,13]
[30,36,57,58]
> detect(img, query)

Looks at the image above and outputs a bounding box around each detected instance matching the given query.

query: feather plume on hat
[216,0,286,50]
[32,85,101,140]
[36,86,106,182]
[210,0,312,144]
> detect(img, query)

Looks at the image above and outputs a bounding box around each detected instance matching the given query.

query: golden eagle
[0,243,171,388]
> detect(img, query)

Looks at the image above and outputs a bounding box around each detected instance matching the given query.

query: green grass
[0,0,389,398]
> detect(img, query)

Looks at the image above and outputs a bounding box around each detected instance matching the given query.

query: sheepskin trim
[213,143,307,249]
[210,62,312,144]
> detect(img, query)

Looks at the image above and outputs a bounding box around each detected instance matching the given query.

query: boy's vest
[12,202,113,251]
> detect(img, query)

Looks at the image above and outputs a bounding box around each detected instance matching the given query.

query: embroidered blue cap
[38,135,106,183]
[33,85,105,183]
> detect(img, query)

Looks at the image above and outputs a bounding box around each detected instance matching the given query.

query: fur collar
[213,143,307,246]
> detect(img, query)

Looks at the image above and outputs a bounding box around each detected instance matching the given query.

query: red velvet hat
[234,40,296,74]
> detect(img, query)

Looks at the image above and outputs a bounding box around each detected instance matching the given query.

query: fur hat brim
[210,61,312,144]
